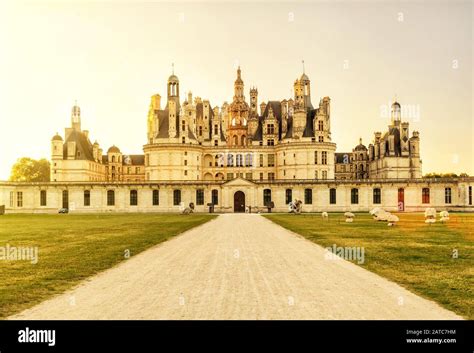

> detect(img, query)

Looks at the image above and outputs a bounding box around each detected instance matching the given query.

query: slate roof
[63,130,94,161]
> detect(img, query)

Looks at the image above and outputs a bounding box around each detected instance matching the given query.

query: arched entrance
[234,191,245,213]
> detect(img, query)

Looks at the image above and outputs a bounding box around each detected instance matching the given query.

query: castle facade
[1,67,472,213]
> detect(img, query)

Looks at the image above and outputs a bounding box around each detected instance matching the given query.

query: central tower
[227,66,249,146]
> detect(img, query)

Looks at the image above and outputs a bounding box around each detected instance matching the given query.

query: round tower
[51,133,63,159]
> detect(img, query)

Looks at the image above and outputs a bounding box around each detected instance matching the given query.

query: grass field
[0,213,216,319]
[264,212,474,319]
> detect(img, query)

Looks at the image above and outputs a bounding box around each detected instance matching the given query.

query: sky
[0,0,472,180]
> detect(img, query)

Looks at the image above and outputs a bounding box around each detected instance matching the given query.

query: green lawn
[264,212,474,319]
[0,213,216,319]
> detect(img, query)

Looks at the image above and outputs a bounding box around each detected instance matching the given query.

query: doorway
[398,188,405,211]
[234,191,245,213]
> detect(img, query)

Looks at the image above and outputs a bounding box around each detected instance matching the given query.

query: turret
[391,101,401,126]
[167,65,180,110]
[92,141,100,162]
[51,133,63,160]
[260,102,266,116]
[250,87,258,116]
[71,104,81,131]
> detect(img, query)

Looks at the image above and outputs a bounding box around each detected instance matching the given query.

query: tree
[423,172,470,179]
[9,158,50,182]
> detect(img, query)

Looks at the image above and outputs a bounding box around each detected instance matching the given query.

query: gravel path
[10,214,462,320]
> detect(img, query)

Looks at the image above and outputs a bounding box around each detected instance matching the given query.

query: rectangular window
[469,186,472,205]
[351,188,359,204]
[40,190,47,206]
[259,154,264,167]
[152,190,159,205]
[245,173,252,180]
[227,173,234,180]
[9,191,14,207]
[130,190,138,206]
[267,139,274,146]
[373,188,381,204]
[268,172,275,181]
[322,151,327,165]
[304,189,313,204]
[329,188,336,204]
[245,154,253,167]
[322,171,327,180]
[445,187,452,204]
[196,189,204,205]
[285,189,292,204]
[61,190,68,209]
[318,136,324,142]
[17,191,23,207]
[107,190,115,206]
[422,188,430,204]
[227,154,234,167]
[212,190,218,205]
[236,154,243,167]
[84,190,90,206]
[267,124,274,134]
[259,173,264,181]
[173,190,181,206]
[268,154,275,167]
[314,151,318,164]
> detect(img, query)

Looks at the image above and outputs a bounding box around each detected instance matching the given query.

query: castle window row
[8,186,469,208]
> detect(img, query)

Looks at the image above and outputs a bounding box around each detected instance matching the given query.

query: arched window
[227,154,234,167]
[233,135,238,145]
[263,189,272,206]
[329,188,337,204]
[173,190,181,206]
[112,155,115,163]
[241,135,246,146]
[130,190,138,206]
[152,190,159,205]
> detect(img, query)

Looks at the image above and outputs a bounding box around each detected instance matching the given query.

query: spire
[302,59,305,74]
[236,66,242,83]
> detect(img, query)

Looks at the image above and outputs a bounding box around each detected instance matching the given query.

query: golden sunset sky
[0,1,472,179]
